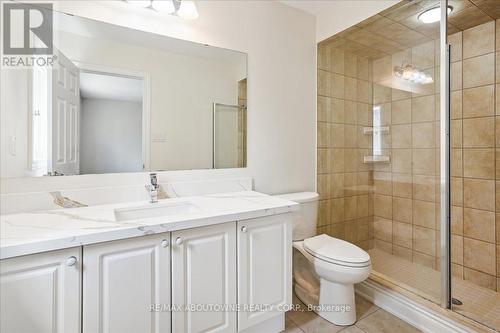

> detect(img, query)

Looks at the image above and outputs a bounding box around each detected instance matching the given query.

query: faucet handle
[149,173,158,188]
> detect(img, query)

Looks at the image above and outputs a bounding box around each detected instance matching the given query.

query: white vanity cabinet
[0,247,81,333]
[237,213,292,331]
[171,222,237,333]
[83,233,171,333]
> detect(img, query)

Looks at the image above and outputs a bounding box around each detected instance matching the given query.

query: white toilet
[275,192,371,326]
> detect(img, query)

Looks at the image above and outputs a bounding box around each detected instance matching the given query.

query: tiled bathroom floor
[285,293,422,333]
[368,249,500,331]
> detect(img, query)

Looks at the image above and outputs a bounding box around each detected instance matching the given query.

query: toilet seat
[303,234,371,268]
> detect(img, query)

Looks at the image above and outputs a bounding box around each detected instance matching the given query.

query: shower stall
[316,0,499,330]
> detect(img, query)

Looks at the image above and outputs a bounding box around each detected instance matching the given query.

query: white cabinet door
[83,233,170,333]
[237,214,292,331]
[172,222,236,333]
[0,247,81,333]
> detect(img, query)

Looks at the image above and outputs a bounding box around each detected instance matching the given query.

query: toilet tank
[274,192,319,241]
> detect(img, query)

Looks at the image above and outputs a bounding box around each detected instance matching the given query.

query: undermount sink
[114,201,199,221]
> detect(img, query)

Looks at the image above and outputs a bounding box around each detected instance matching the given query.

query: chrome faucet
[147,173,159,203]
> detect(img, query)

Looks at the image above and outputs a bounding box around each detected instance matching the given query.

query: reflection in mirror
[0,9,247,178]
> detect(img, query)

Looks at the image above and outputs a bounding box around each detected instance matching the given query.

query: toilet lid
[303,234,370,267]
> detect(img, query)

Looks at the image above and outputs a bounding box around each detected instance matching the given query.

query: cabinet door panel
[0,247,81,333]
[83,233,170,333]
[237,214,292,331]
[172,222,236,333]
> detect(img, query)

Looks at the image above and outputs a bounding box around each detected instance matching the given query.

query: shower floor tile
[368,249,500,331]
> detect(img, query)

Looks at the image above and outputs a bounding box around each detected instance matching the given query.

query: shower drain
[451,298,463,306]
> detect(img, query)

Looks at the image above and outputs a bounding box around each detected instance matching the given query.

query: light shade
[417,6,452,24]
[177,0,199,20]
[152,0,175,13]
[128,0,151,8]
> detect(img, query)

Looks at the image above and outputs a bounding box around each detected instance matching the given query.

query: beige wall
[316,45,374,251]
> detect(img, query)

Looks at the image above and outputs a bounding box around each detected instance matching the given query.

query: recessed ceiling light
[417,6,452,24]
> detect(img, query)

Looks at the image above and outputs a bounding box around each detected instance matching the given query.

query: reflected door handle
[161,239,169,248]
[176,237,183,245]
[66,256,77,266]
[241,226,248,233]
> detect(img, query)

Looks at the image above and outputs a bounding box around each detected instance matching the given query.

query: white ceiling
[80,72,143,102]
[279,0,400,42]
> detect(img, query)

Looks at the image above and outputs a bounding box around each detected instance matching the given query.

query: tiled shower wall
[316,46,374,250]
[317,20,500,291]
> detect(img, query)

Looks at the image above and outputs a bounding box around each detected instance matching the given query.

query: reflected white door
[49,48,80,175]
[237,214,292,331]
[83,233,171,333]
[0,248,81,333]
[171,222,236,333]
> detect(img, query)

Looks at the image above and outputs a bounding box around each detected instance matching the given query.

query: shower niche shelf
[363,126,390,135]
[363,155,390,164]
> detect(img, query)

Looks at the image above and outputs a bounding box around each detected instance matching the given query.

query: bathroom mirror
[0,9,247,178]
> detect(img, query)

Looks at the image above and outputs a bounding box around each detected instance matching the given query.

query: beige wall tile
[392,149,412,174]
[413,251,436,269]
[463,21,495,59]
[373,55,392,83]
[331,123,345,147]
[463,178,495,211]
[496,52,500,83]
[331,173,345,198]
[411,95,435,123]
[357,195,369,218]
[317,149,331,174]
[462,85,495,118]
[451,205,463,235]
[331,48,345,74]
[374,239,392,254]
[463,148,495,179]
[373,216,392,242]
[448,31,462,62]
[331,73,345,98]
[463,53,495,89]
[464,208,495,243]
[318,200,331,226]
[413,200,436,229]
[413,175,436,202]
[392,124,412,148]
[331,198,345,222]
[412,149,436,175]
[451,177,463,206]
[318,44,331,71]
[464,238,496,275]
[451,234,463,264]
[393,197,412,223]
[344,196,357,220]
[393,245,412,261]
[344,101,357,124]
[394,222,412,248]
[451,90,462,119]
[345,77,358,101]
[392,99,411,124]
[317,96,332,122]
[451,61,462,91]
[357,56,369,80]
[451,263,464,279]
[463,117,495,148]
[317,174,331,200]
[412,122,435,148]
[344,125,358,148]
[451,120,462,148]
[318,70,331,96]
[357,80,370,103]
[392,88,412,101]
[373,84,391,104]
[373,171,392,195]
[412,40,434,69]
[451,149,463,177]
[374,194,392,219]
[464,267,497,291]
[393,173,413,198]
[317,122,331,148]
[345,54,358,78]
[331,149,344,173]
[357,103,371,126]
[331,98,345,123]
[413,225,436,256]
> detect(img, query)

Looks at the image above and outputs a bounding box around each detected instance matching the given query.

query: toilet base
[317,278,356,326]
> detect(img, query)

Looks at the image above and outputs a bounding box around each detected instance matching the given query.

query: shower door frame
[439,0,452,310]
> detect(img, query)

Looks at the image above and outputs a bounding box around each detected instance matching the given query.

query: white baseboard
[355,280,477,333]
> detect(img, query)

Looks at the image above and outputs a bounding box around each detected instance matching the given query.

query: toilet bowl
[274,192,371,326]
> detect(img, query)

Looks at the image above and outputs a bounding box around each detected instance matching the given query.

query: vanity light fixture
[417,6,452,24]
[394,65,433,84]
[126,0,198,19]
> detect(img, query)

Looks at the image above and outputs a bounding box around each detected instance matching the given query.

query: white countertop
[0,191,298,259]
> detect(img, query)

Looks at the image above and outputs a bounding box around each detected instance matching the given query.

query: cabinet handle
[241,226,248,233]
[66,256,77,266]
[176,237,183,245]
[161,239,169,248]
